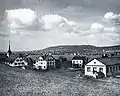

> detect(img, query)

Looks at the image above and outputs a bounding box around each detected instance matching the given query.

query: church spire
[7,40,12,57]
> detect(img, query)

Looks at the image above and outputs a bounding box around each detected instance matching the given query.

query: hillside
[1,63,120,96]
[25,45,120,55]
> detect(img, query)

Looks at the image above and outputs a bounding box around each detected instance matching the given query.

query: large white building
[34,56,47,70]
[85,59,106,78]
[85,58,120,78]
[9,57,28,68]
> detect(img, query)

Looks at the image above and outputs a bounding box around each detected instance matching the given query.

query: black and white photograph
[0,0,120,96]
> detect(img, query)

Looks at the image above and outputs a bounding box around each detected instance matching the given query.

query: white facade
[10,57,28,67]
[72,60,83,65]
[34,57,47,70]
[72,60,83,67]
[85,59,106,78]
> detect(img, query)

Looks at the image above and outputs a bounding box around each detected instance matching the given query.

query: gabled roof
[53,55,74,61]
[72,56,86,60]
[44,55,56,61]
[87,57,120,66]
[27,55,40,61]
[97,57,120,65]
[7,54,27,63]
[86,59,105,66]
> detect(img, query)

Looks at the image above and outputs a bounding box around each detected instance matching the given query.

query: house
[44,54,56,69]
[33,54,56,70]
[9,56,28,68]
[33,56,47,70]
[72,56,87,68]
[85,58,120,78]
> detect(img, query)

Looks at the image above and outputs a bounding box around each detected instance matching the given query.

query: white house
[10,57,28,68]
[72,56,86,68]
[85,59,106,78]
[34,56,47,70]
[85,58,120,78]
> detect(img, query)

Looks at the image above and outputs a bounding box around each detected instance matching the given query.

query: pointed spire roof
[7,40,12,56]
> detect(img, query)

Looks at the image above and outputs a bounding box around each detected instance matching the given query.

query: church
[6,40,28,69]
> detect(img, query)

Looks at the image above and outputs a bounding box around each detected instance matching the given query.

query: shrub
[83,75,95,80]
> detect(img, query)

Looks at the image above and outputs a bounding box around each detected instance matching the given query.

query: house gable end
[86,59,105,66]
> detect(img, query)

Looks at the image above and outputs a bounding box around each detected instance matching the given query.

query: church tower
[7,40,12,57]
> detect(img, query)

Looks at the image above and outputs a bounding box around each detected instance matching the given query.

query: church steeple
[7,40,12,57]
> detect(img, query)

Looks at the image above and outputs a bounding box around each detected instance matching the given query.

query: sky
[0,0,120,51]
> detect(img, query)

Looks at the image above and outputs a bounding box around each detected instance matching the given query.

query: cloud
[41,14,67,30]
[89,22,118,33]
[3,9,120,51]
[41,14,77,33]
[91,23,104,29]
[5,9,77,34]
[5,8,40,29]
[104,12,120,25]
[104,27,117,32]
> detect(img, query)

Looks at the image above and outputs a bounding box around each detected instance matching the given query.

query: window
[93,67,97,71]
[93,67,97,74]
[116,66,118,71]
[79,60,81,63]
[21,62,24,65]
[16,59,19,62]
[87,67,91,72]
[73,61,75,64]
[20,59,23,61]
[41,62,43,64]
[110,67,112,72]
[113,66,115,71]
[14,63,17,65]
[94,62,96,64]
[99,68,103,72]
[79,64,81,67]
[18,63,21,65]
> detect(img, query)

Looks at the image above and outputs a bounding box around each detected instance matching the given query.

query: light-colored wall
[72,60,83,64]
[11,57,27,67]
[85,59,106,78]
[34,60,47,70]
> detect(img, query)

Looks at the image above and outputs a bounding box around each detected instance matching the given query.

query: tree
[58,56,67,63]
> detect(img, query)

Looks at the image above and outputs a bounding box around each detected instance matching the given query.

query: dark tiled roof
[27,55,40,61]
[7,54,28,63]
[53,55,74,61]
[96,57,120,65]
[44,55,56,61]
[72,56,86,60]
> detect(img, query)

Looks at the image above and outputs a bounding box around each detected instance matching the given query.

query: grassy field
[0,64,120,96]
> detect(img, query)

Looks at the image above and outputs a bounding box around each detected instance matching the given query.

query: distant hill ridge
[27,45,120,55]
